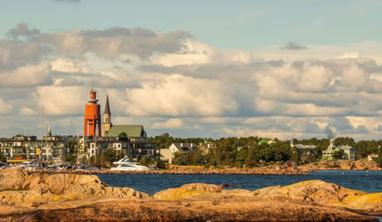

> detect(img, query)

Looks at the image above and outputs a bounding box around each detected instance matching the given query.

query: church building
[102,95,147,139]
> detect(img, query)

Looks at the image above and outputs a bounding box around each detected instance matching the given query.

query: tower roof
[104,95,111,114]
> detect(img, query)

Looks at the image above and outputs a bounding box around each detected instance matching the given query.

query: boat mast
[40,107,43,162]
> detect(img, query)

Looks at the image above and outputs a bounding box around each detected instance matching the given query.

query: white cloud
[0,98,13,114]
[151,118,183,129]
[296,62,332,92]
[50,58,91,73]
[124,74,238,116]
[336,52,361,59]
[19,107,37,115]
[2,25,382,140]
[0,63,51,87]
[34,86,92,115]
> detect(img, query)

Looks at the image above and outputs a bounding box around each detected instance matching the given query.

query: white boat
[17,160,41,170]
[110,157,150,171]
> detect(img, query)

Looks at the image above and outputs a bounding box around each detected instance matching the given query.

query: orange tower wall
[84,90,101,137]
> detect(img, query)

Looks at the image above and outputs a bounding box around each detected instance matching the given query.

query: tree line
[148,133,382,167]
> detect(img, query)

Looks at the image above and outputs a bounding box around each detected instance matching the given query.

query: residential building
[368,154,378,161]
[159,149,171,163]
[77,136,159,163]
[290,140,317,163]
[0,133,75,161]
[322,139,356,161]
[168,143,197,163]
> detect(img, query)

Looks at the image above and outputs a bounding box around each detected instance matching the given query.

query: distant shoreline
[27,169,308,175]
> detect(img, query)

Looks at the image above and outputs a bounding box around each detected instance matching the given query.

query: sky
[1,0,382,141]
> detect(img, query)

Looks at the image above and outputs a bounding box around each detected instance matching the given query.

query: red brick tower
[84,90,101,137]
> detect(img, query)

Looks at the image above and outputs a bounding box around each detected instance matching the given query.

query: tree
[68,140,77,155]
[172,152,185,165]
[139,155,150,166]
[102,149,115,165]
[64,154,76,165]
[118,132,128,141]
[0,153,6,162]
[155,158,167,169]
[375,146,382,167]
[333,149,345,160]
[290,148,301,165]
[184,148,204,165]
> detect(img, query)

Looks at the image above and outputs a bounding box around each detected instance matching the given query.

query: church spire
[104,95,111,114]
[47,125,52,137]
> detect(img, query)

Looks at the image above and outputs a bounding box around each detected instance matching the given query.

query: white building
[322,139,356,161]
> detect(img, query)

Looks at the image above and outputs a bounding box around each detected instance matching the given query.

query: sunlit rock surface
[0,168,380,221]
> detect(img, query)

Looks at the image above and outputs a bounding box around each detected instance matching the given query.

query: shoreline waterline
[26,169,309,175]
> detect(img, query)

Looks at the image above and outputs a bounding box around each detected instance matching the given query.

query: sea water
[97,170,382,194]
[97,170,382,221]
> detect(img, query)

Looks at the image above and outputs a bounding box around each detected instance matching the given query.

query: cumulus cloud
[34,86,91,115]
[0,40,50,68]
[37,27,192,59]
[124,74,238,116]
[1,24,382,139]
[151,118,184,129]
[7,23,40,39]
[50,58,91,73]
[19,107,37,115]
[336,52,361,59]
[0,63,52,88]
[0,98,13,114]
[280,42,308,50]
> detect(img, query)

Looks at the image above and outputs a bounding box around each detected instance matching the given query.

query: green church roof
[106,125,145,138]
[258,138,274,144]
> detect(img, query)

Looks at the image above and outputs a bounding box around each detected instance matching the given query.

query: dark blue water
[97,170,382,194]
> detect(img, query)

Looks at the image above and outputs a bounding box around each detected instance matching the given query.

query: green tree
[290,148,301,165]
[184,148,204,165]
[118,132,128,141]
[375,146,382,167]
[89,155,102,167]
[0,153,6,162]
[68,140,77,155]
[155,158,167,169]
[102,149,115,165]
[64,154,77,165]
[139,155,150,166]
[333,149,345,160]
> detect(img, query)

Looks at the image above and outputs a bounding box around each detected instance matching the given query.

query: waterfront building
[77,136,159,162]
[368,154,378,161]
[0,133,76,161]
[166,142,213,164]
[290,140,318,163]
[322,139,356,161]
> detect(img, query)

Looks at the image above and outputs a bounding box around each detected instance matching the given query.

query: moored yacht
[110,157,150,171]
[17,160,41,170]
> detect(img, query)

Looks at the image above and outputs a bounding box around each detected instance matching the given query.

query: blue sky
[1,0,382,141]
[1,0,381,49]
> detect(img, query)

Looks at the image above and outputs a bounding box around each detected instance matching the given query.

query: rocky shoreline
[298,159,381,171]
[27,169,309,175]
[1,168,381,221]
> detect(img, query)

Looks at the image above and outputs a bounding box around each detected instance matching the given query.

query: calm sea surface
[97,170,382,194]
